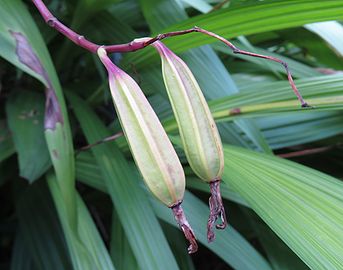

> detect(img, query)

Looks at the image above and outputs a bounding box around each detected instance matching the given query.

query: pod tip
[207,179,228,242]
[171,203,198,254]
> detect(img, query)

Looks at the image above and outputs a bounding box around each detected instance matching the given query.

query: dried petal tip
[171,203,198,254]
[207,180,227,243]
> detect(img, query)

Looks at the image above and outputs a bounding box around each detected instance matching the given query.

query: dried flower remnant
[97,47,198,253]
[152,41,226,242]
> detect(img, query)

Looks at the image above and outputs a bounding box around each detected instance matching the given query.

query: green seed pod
[97,47,197,253]
[152,41,227,242]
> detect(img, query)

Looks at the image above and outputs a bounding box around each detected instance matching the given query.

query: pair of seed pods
[97,40,226,254]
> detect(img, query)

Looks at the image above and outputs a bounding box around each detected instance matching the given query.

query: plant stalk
[32,0,308,106]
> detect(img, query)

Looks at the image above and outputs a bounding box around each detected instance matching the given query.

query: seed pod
[97,47,197,253]
[152,41,227,242]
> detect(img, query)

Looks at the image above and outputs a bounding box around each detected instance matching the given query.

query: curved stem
[32,1,308,106]
[32,0,99,53]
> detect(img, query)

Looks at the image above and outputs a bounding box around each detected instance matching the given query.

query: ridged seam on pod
[97,47,198,253]
[152,41,227,242]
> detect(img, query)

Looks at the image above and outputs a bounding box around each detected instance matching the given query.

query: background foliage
[1,0,343,269]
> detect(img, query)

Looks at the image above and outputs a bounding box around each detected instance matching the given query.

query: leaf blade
[222,145,343,269]
[6,90,50,182]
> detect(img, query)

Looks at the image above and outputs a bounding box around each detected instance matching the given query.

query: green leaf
[16,180,74,270]
[180,0,212,13]
[223,74,341,110]
[127,0,343,66]
[0,0,76,229]
[305,21,343,58]
[161,225,196,270]
[76,189,116,270]
[257,111,343,149]
[110,210,139,270]
[215,74,343,149]
[68,92,179,270]
[213,95,343,121]
[71,0,121,28]
[209,75,343,121]
[48,174,115,270]
[6,90,50,182]
[234,119,272,154]
[280,27,343,69]
[244,210,310,270]
[108,0,144,28]
[0,120,15,162]
[222,145,343,269]
[75,151,107,192]
[11,230,36,270]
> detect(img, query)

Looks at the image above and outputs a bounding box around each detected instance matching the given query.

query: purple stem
[32,0,99,52]
[32,1,308,106]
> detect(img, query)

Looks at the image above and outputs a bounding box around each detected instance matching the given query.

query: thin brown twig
[277,145,339,159]
[76,131,124,154]
[210,0,230,12]
[76,129,341,159]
